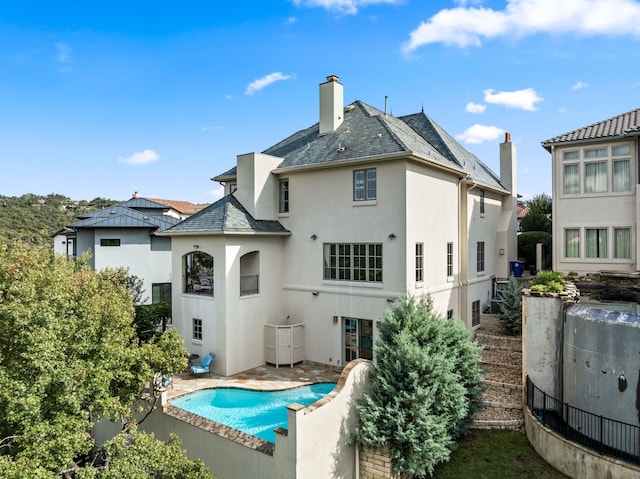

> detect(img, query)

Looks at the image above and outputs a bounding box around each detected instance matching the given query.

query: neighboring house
[160,75,518,376]
[517,200,529,232]
[542,108,639,274]
[63,197,206,304]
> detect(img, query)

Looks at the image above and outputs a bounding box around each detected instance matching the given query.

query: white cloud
[571,81,589,90]
[201,125,222,131]
[456,124,505,144]
[119,149,159,166]
[287,16,297,24]
[483,88,543,111]
[465,102,486,113]
[403,0,640,52]
[245,72,294,96]
[208,185,225,201]
[293,0,400,15]
[55,43,71,63]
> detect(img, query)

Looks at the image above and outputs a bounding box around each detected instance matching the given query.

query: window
[230,183,237,193]
[476,241,485,273]
[192,318,203,340]
[565,229,580,258]
[240,251,260,296]
[563,164,580,194]
[561,144,633,195]
[100,238,120,247]
[415,243,423,282]
[323,243,382,283]
[152,283,172,304]
[614,228,631,259]
[584,161,608,193]
[184,251,214,295]
[480,190,485,215]
[279,178,289,213]
[586,228,608,258]
[446,242,454,277]
[447,309,454,320]
[353,168,376,201]
[472,300,480,327]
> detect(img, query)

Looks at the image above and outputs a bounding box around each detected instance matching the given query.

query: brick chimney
[319,75,343,135]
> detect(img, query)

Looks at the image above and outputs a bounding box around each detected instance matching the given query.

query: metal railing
[240,274,259,296]
[526,376,640,465]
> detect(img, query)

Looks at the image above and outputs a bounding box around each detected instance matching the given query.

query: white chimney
[319,75,343,135]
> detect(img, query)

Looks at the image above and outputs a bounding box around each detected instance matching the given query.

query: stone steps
[472,327,524,431]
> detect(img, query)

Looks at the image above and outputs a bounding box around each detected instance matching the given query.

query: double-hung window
[585,228,608,258]
[324,243,382,283]
[353,168,376,201]
[476,241,485,273]
[612,145,631,192]
[614,228,631,259]
[563,150,580,194]
[564,229,580,258]
[446,242,454,278]
[415,243,423,282]
[279,178,289,213]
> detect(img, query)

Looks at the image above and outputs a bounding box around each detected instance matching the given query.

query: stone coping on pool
[162,360,365,454]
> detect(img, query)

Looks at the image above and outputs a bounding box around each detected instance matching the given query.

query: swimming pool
[170,383,336,443]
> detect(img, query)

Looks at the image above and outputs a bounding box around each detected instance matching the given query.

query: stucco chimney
[319,75,343,135]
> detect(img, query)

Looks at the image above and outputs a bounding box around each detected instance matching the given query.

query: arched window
[183,251,214,296]
[240,251,259,296]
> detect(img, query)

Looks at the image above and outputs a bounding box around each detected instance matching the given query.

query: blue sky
[1,0,639,204]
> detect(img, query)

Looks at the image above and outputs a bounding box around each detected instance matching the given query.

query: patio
[165,362,344,400]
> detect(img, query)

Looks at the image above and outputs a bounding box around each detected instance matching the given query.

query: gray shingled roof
[214,100,506,191]
[541,108,640,151]
[68,205,180,231]
[162,194,289,235]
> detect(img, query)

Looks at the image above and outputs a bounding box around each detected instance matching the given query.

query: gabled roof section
[68,205,180,231]
[213,100,505,192]
[161,194,289,235]
[541,108,640,151]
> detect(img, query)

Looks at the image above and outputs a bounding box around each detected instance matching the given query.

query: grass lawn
[431,429,570,479]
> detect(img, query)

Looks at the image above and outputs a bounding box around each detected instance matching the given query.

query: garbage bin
[510,261,523,277]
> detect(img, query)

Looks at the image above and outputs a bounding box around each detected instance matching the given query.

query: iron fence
[526,376,640,466]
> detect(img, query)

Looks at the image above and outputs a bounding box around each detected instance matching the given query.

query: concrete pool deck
[165,362,344,400]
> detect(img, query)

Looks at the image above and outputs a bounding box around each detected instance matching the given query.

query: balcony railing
[526,376,639,465]
[240,274,259,296]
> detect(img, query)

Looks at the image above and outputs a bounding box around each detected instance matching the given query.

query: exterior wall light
[388,233,397,239]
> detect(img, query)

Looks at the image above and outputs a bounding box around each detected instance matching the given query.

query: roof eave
[157,230,291,237]
[542,130,640,151]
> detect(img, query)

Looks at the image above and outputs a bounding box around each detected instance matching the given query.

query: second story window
[446,242,454,278]
[353,168,376,201]
[279,178,289,213]
[480,190,485,215]
[323,243,382,283]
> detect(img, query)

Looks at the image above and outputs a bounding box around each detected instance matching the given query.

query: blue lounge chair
[190,353,215,378]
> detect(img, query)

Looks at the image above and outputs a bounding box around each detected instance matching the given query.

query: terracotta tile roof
[541,108,640,150]
[135,197,209,215]
[517,201,530,220]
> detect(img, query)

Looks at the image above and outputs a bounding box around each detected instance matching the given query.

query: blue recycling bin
[510,261,524,277]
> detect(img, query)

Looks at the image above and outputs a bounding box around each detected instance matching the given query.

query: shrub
[354,297,485,477]
[498,275,522,335]
[529,271,566,293]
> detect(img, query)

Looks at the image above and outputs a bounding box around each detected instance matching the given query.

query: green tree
[497,275,522,335]
[0,242,208,478]
[520,193,552,234]
[355,297,485,478]
[517,231,552,269]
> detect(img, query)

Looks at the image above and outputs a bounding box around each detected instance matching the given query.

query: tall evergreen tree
[355,297,485,478]
[498,274,523,335]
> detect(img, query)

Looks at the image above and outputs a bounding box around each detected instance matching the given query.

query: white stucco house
[64,196,206,304]
[161,75,519,376]
[542,108,639,274]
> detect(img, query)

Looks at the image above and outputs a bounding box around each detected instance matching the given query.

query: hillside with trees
[0,194,118,247]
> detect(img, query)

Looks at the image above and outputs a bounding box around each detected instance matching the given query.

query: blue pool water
[170,383,336,442]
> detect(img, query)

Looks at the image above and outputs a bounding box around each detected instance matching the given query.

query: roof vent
[345,104,355,112]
